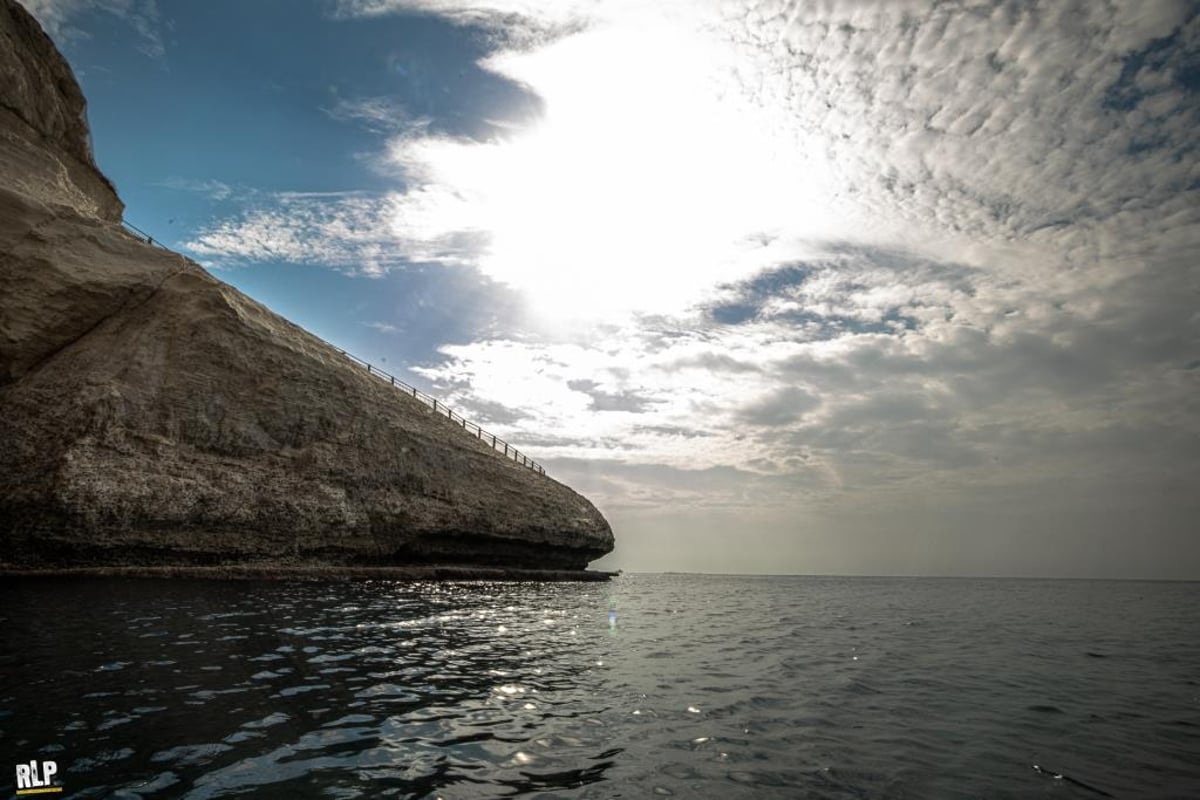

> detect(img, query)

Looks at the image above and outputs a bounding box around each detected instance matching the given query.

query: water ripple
[1,576,1198,798]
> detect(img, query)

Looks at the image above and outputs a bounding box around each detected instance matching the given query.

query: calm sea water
[1,574,1198,799]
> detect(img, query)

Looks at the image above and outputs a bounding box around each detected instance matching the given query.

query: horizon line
[609,571,1199,583]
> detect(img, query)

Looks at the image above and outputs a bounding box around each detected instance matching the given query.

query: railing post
[390,376,394,385]
[432,399,438,412]
[503,443,509,456]
[366,364,371,374]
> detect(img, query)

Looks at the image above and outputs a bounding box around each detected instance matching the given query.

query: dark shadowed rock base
[0,565,616,581]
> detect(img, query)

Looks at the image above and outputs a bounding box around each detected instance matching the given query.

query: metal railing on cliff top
[328,346,546,476]
[121,220,546,477]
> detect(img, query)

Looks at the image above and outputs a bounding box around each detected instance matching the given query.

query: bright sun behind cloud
[384,15,848,322]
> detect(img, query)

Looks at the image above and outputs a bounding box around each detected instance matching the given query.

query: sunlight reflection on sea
[1,575,1197,798]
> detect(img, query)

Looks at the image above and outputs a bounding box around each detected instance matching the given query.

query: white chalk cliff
[0,0,614,574]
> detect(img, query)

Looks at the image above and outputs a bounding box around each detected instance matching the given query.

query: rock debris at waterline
[0,0,613,577]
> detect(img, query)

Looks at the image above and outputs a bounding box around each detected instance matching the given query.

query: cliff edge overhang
[0,0,122,221]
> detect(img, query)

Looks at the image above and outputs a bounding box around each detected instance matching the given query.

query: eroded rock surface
[0,0,121,221]
[0,0,613,573]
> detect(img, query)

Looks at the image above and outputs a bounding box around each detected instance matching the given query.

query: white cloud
[416,242,1197,520]
[24,0,166,58]
[181,192,485,277]
[306,0,1198,326]
[158,177,237,201]
[323,96,434,135]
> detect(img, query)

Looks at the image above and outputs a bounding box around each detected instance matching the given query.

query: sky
[25,0,1200,578]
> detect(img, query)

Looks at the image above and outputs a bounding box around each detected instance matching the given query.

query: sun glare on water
[386,19,845,325]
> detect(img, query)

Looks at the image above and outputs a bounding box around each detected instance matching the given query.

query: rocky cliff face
[0,0,614,574]
[0,0,122,222]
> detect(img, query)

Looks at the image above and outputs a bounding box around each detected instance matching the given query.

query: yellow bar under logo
[16,788,64,796]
